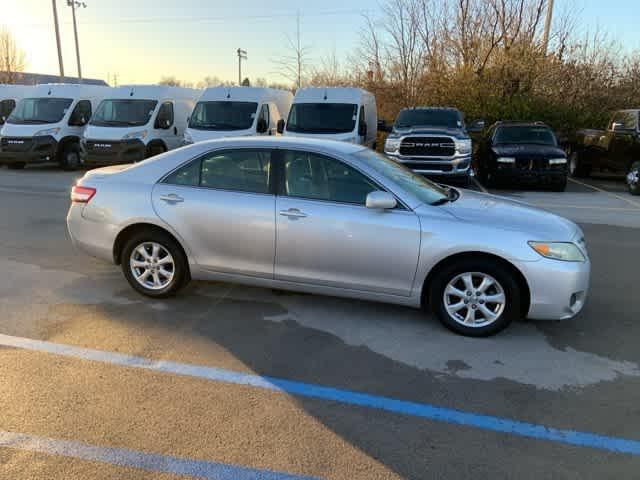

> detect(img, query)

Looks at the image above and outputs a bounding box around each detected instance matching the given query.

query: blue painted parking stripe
[2,333,640,456]
[0,430,316,479]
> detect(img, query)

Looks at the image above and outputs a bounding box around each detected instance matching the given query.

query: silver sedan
[67,137,590,336]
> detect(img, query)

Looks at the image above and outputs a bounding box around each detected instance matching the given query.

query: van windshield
[0,99,17,124]
[287,103,357,134]
[188,101,258,130]
[91,99,158,127]
[7,98,73,125]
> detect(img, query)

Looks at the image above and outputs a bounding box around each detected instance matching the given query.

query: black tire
[7,162,25,170]
[628,162,640,196]
[121,230,189,298]
[60,143,81,171]
[145,143,166,159]
[428,258,521,337]
[568,151,590,178]
[549,177,567,192]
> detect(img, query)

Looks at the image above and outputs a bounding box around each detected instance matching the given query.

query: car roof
[189,135,367,154]
[493,121,550,128]
[401,107,460,112]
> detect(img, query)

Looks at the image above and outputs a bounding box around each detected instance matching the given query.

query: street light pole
[51,0,65,80]
[237,48,247,85]
[67,1,87,82]
[542,0,554,54]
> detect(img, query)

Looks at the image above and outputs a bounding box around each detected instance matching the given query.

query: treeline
[312,0,640,135]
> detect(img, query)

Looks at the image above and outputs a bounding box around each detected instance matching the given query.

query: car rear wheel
[429,258,521,337]
[121,231,189,298]
[628,162,640,196]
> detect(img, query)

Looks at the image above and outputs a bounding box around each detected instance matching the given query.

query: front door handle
[159,194,184,203]
[279,208,307,218]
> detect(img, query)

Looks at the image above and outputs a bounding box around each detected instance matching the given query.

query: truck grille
[399,136,455,157]
[515,158,550,171]
[0,137,33,152]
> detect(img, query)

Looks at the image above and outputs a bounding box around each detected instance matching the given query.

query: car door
[152,148,276,278]
[156,101,180,150]
[274,149,421,296]
[609,111,638,173]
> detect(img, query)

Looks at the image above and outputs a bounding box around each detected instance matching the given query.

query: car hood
[441,189,580,240]
[392,126,468,139]
[492,144,566,158]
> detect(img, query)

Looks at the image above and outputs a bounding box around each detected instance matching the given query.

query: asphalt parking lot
[1,165,640,479]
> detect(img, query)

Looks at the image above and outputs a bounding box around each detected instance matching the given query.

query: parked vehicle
[474,122,568,191]
[0,83,109,169]
[380,107,482,185]
[0,84,33,126]
[67,137,590,337]
[184,87,292,144]
[279,87,377,148]
[568,110,640,195]
[81,85,200,166]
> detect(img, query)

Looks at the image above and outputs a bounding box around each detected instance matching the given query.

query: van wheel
[428,258,520,337]
[121,230,189,298]
[61,143,81,171]
[7,162,25,170]
[569,151,590,178]
[145,143,166,159]
[627,162,640,196]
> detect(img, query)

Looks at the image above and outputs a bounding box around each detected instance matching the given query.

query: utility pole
[542,0,554,54]
[51,0,65,80]
[237,48,247,86]
[67,1,87,81]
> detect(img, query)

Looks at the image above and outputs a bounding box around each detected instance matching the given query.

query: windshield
[188,101,258,130]
[352,149,449,205]
[0,99,16,124]
[494,126,557,146]
[90,99,158,127]
[7,97,73,125]
[287,103,357,134]
[395,109,462,129]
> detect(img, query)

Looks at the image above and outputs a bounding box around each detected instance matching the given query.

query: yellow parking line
[568,178,640,209]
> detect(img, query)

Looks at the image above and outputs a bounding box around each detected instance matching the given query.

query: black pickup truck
[379,107,483,185]
[568,109,640,195]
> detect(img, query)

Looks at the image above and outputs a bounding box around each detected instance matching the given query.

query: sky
[2,0,639,86]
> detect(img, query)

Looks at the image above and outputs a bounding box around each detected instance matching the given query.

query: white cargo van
[0,84,33,126]
[0,83,109,169]
[82,85,200,166]
[280,87,378,148]
[184,87,293,144]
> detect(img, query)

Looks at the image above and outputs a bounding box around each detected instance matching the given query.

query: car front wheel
[627,162,640,196]
[429,258,521,337]
[121,231,189,298]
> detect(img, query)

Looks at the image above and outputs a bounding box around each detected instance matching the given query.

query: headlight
[122,130,148,140]
[455,139,472,154]
[528,242,586,262]
[183,131,194,145]
[548,158,567,165]
[34,127,61,137]
[384,137,401,154]
[497,157,516,164]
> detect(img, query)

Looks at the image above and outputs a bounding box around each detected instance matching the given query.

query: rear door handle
[279,208,307,218]
[159,194,184,203]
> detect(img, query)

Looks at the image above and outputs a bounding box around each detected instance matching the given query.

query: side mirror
[377,120,391,133]
[277,118,285,134]
[366,191,397,210]
[256,118,268,134]
[612,122,626,132]
[358,122,367,137]
[467,119,485,133]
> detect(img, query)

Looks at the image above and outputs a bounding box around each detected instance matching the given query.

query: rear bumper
[67,204,118,264]
[81,138,146,166]
[515,256,590,320]
[0,136,58,164]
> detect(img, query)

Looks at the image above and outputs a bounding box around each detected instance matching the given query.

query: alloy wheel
[443,272,506,327]
[129,242,175,290]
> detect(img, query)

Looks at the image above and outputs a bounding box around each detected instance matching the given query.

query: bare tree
[158,76,194,88]
[272,12,311,89]
[0,27,26,84]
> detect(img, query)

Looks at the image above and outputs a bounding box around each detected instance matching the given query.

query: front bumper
[492,164,567,184]
[386,153,472,177]
[0,135,58,164]
[81,138,146,166]
[515,256,590,320]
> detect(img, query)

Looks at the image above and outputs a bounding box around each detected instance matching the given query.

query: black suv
[474,122,568,191]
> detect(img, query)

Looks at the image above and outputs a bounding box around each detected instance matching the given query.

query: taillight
[71,186,96,203]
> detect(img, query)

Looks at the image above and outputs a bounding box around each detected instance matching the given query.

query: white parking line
[568,178,640,208]
[471,176,488,193]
